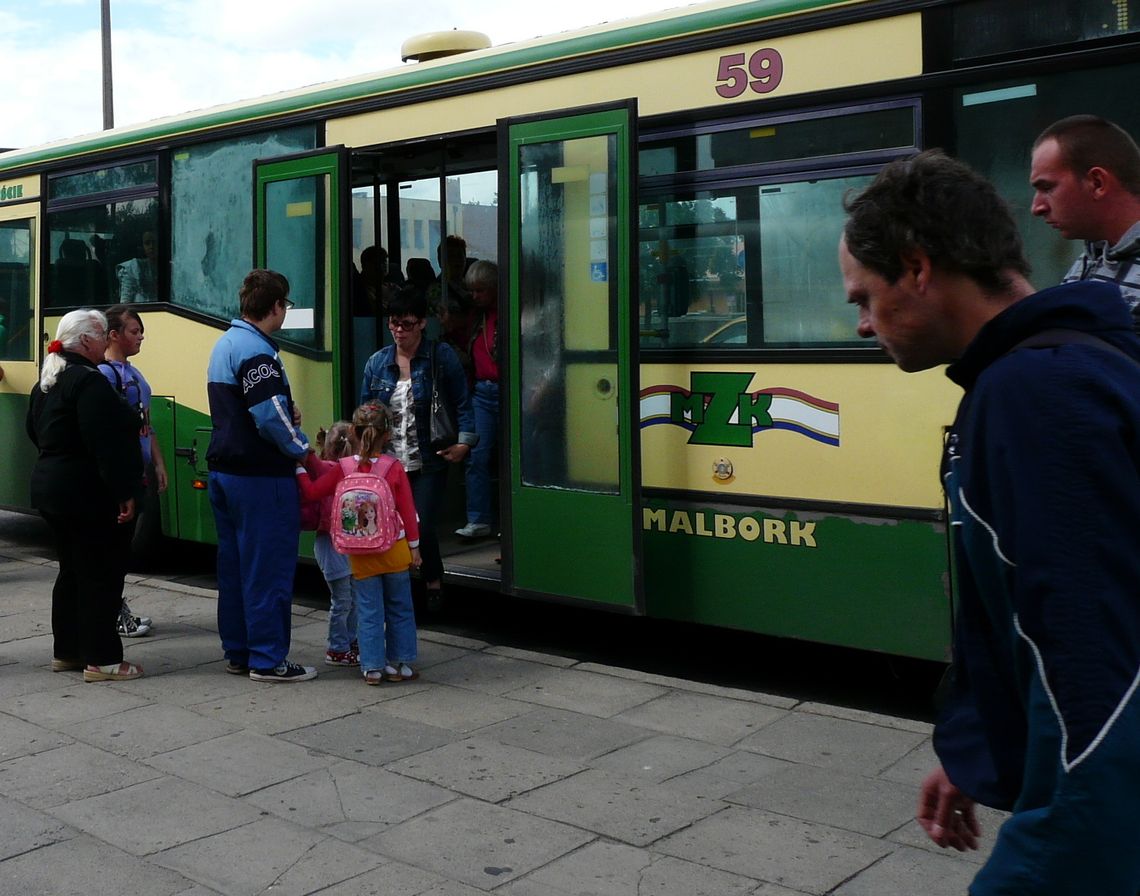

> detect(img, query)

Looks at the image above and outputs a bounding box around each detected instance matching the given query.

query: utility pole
[101,0,114,130]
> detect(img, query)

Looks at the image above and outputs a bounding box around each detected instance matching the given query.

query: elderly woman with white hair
[26,308,145,682]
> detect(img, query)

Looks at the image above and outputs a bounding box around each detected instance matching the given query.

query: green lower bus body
[4,391,950,662]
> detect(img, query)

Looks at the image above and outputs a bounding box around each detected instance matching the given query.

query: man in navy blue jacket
[206,269,317,683]
[840,150,1140,895]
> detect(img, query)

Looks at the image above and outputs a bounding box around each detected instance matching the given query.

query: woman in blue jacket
[360,290,476,608]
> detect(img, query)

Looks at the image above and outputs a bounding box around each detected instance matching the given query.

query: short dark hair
[239,269,289,320]
[104,304,143,335]
[1034,115,1140,196]
[387,286,428,321]
[843,150,1030,293]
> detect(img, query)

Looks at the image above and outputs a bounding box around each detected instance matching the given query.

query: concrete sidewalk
[0,541,1003,895]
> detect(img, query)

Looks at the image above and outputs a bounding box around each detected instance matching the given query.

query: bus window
[46,158,161,309]
[171,127,316,321]
[0,217,34,360]
[46,198,158,308]
[638,102,917,350]
[955,60,1140,288]
[639,174,869,348]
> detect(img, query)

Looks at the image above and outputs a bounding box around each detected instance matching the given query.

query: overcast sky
[1,0,680,151]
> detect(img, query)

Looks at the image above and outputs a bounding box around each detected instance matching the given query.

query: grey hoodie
[1062,219,1140,332]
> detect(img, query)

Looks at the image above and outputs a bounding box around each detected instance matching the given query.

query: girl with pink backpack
[297,403,421,685]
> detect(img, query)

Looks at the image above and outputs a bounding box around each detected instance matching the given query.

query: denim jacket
[359,338,477,472]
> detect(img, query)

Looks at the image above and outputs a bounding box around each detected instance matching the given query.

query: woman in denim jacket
[359,290,476,608]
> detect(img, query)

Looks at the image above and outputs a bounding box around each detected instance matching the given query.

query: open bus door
[252,148,353,437]
[500,103,642,612]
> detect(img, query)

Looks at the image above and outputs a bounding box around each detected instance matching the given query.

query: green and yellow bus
[2,0,1137,661]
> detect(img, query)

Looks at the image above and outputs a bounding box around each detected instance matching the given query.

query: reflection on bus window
[0,218,34,361]
[46,197,159,309]
[639,176,868,349]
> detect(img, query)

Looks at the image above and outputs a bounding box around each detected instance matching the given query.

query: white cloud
[2,0,680,149]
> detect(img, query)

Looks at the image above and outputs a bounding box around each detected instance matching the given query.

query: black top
[26,352,144,518]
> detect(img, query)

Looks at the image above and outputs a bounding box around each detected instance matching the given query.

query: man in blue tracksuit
[206,269,317,682]
[840,151,1140,894]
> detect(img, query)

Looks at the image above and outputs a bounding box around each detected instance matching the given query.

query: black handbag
[429,343,458,452]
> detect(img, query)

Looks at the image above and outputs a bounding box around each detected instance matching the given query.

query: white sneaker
[455,522,492,538]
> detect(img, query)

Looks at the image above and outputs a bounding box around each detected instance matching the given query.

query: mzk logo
[672,372,772,446]
[639,372,840,448]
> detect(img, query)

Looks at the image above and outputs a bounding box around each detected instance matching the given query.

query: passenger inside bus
[52,238,107,306]
[352,244,404,316]
[117,231,158,303]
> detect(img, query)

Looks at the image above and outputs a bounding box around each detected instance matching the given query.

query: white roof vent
[401,30,492,63]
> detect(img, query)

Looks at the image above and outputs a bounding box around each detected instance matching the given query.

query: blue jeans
[354,569,417,673]
[409,467,447,583]
[465,379,499,526]
[314,533,358,653]
[208,472,299,670]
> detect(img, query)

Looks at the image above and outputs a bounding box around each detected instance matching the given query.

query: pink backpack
[331,455,402,555]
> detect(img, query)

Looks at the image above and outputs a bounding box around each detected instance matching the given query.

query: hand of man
[918,765,981,851]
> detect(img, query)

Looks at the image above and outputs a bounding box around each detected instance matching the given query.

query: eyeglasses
[389,318,421,331]
[281,297,295,310]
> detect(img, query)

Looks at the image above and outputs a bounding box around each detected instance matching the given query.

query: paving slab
[386,736,584,802]
[0,741,163,808]
[155,816,384,896]
[587,732,734,782]
[63,702,238,759]
[723,762,918,837]
[244,758,456,836]
[377,683,534,734]
[656,806,895,894]
[500,666,667,717]
[425,652,565,696]
[498,839,761,896]
[0,834,202,896]
[366,796,594,891]
[282,705,459,766]
[185,675,393,735]
[663,748,794,799]
[1,679,151,727]
[832,843,981,896]
[0,794,76,861]
[613,689,790,746]
[308,858,454,895]
[504,767,724,847]
[475,707,649,760]
[0,711,74,762]
[735,710,927,774]
[144,730,330,796]
[49,774,263,854]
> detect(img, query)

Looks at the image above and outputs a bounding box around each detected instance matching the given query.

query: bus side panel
[0,391,35,509]
[642,499,951,661]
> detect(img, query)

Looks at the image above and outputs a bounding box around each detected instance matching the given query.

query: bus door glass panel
[265,175,324,347]
[0,216,34,361]
[254,150,343,431]
[638,174,870,348]
[507,106,639,611]
[518,136,619,491]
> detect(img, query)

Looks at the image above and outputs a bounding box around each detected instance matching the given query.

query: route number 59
[715,49,783,98]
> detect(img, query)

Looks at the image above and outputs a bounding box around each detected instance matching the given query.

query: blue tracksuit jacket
[206,319,309,476]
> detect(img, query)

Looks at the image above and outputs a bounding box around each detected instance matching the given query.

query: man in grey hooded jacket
[1030,114,1140,327]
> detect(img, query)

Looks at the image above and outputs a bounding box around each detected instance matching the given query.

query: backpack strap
[1010,328,1140,366]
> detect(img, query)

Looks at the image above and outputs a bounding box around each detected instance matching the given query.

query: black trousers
[42,510,126,666]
